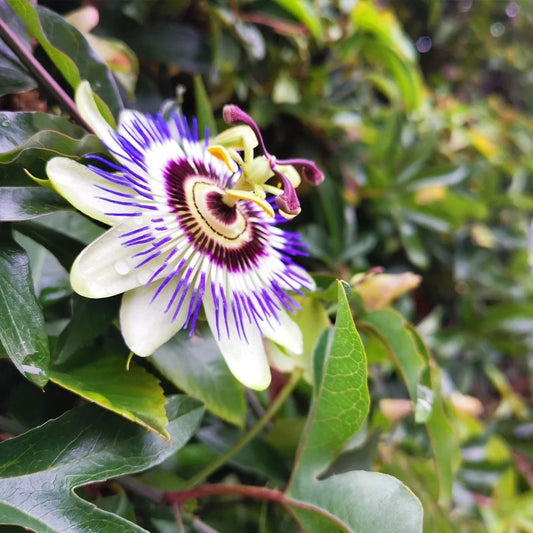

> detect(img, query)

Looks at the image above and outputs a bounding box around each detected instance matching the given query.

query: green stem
[0,15,90,130]
[183,368,303,489]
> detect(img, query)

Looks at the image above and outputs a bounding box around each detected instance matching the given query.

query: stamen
[224,189,275,217]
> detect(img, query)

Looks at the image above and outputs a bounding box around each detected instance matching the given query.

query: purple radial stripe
[182,285,197,327]
[121,225,151,238]
[211,282,221,338]
[87,158,150,189]
[147,248,178,286]
[220,286,230,338]
[94,185,136,199]
[135,250,162,270]
[186,271,206,333]
[132,236,172,256]
[151,272,174,304]
[104,211,142,217]
[192,117,198,143]
[165,271,190,315]
[124,237,155,247]
[172,112,186,139]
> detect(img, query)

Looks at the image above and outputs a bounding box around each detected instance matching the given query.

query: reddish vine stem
[165,484,284,505]
[164,484,350,530]
[0,15,90,130]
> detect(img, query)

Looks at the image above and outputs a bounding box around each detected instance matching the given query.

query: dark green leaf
[0,395,204,532]
[0,229,49,387]
[0,187,70,221]
[53,295,120,365]
[0,111,103,170]
[150,326,245,427]
[0,1,37,96]
[14,220,85,270]
[198,424,290,484]
[6,0,122,122]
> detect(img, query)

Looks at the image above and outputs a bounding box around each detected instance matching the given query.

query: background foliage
[0,0,532,531]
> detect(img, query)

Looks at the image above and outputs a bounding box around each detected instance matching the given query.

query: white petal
[46,157,133,226]
[262,309,303,355]
[203,286,271,391]
[75,81,115,140]
[264,340,299,373]
[120,280,191,356]
[71,222,168,298]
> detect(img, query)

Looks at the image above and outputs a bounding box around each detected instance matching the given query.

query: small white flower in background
[46,82,323,390]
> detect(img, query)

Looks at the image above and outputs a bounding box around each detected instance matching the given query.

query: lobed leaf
[0,395,204,532]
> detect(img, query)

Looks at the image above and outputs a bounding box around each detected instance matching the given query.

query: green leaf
[397,219,430,269]
[0,187,70,221]
[0,1,37,96]
[405,165,469,190]
[6,0,122,122]
[0,112,101,162]
[0,229,49,387]
[271,0,322,40]
[286,472,423,533]
[53,295,120,365]
[194,75,216,135]
[150,326,245,427]
[284,284,422,532]
[14,220,85,271]
[198,424,290,484]
[361,310,460,506]
[0,395,204,532]
[50,352,170,440]
[290,282,369,480]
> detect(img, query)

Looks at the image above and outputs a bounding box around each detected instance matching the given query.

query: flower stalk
[183,368,303,489]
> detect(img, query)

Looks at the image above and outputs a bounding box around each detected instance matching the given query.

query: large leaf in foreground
[151,326,245,427]
[50,352,170,440]
[0,395,204,532]
[285,283,422,532]
[6,0,122,122]
[0,230,49,387]
[290,282,369,480]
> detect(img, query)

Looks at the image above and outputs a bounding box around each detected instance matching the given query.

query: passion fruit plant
[0,1,531,532]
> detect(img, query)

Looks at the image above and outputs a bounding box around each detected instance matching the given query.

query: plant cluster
[0,1,531,532]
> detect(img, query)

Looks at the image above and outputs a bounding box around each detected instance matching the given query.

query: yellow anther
[225,189,275,217]
[207,145,239,173]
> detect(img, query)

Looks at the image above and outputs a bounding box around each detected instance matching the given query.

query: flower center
[185,179,251,247]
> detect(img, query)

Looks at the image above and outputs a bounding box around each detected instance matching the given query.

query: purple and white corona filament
[46,82,323,390]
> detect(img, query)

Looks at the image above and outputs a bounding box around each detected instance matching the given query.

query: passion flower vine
[46,82,323,390]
